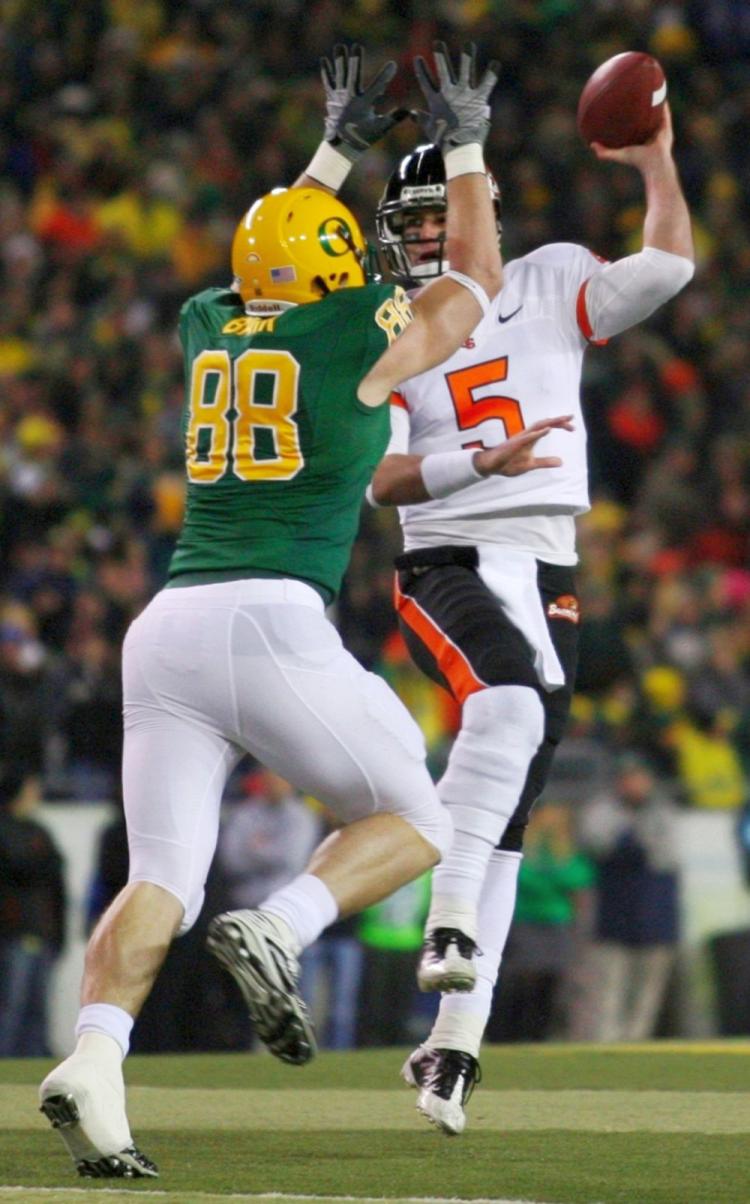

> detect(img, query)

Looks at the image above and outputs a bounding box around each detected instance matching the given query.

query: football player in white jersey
[369,104,694,1135]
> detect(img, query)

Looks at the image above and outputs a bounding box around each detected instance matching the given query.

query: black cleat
[402,1045,481,1135]
[40,1092,158,1178]
[76,1146,159,1179]
[207,908,316,1065]
[417,927,479,992]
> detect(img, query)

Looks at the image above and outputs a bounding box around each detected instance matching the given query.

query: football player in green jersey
[40,45,566,1178]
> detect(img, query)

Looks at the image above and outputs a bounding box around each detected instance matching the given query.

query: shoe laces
[427,927,480,959]
[426,1049,481,1104]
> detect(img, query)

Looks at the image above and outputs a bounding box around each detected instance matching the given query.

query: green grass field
[2,1043,749,1204]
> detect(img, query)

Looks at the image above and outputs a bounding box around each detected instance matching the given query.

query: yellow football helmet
[231,187,368,310]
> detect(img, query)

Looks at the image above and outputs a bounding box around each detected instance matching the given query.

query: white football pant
[122,578,451,933]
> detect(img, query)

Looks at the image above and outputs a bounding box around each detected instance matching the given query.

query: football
[576,51,667,149]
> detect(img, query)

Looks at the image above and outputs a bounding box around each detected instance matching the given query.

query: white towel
[476,544,566,692]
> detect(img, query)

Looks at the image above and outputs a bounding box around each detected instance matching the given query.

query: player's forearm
[371,446,491,506]
[358,281,485,406]
[370,455,431,505]
[641,156,693,260]
[293,142,351,194]
[292,171,336,194]
[444,153,503,298]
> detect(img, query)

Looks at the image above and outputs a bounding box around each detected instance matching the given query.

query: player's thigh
[502,562,579,841]
[528,563,580,752]
[122,598,242,924]
[395,549,541,704]
[123,711,239,898]
[228,602,438,825]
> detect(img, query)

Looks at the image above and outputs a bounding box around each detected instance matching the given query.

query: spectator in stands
[578,753,681,1041]
[216,770,323,1050]
[59,632,122,801]
[0,769,66,1055]
[300,911,365,1052]
[0,601,57,779]
[217,769,322,910]
[357,874,432,1048]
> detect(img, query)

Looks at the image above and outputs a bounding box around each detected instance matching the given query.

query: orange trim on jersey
[390,390,409,411]
[576,280,609,346]
[393,575,486,705]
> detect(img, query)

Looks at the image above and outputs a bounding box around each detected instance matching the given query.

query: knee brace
[438,684,544,845]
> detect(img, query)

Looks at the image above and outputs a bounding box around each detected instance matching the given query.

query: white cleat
[207,908,316,1065]
[416,927,479,993]
[39,1055,157,1178]
[401,1045,481,1136]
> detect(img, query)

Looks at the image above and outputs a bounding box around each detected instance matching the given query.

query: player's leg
[405,561,579,1132]
[205,580,452,1062]
[592,942,631,1041]
[402,844,519,1133]
[395,548,550,991]
[623,944,675,1040]
[40,591,241,1178]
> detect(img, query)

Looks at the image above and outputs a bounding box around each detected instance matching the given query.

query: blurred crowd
[2,0,750,1051]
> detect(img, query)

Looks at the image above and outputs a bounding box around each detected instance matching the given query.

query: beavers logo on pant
[547,595,580,623]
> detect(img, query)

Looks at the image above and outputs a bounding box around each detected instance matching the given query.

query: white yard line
[0,1190,573,1204]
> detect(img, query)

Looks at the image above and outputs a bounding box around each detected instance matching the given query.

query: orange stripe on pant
[393,575,486,705]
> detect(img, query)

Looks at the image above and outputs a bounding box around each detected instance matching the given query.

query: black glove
[321,43,408,163]
[414,42,499,149]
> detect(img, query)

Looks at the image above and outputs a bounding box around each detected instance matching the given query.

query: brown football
[577,52,667,149]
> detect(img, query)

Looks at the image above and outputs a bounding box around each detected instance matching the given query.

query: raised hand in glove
[414,42,499,149]
[321,43,408,163]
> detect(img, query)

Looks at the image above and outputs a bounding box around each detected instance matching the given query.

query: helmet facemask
[376,144,501,288]
[377,182,449,283]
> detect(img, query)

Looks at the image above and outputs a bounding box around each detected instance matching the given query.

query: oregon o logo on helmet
[318,217,353,257]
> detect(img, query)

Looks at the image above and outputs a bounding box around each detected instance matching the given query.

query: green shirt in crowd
[514,845,596,926]
[358,873,432,952]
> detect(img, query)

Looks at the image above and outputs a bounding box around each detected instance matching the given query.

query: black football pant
[394,544,579,853]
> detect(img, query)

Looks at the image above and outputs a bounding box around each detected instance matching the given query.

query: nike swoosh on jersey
[498,304,523,324]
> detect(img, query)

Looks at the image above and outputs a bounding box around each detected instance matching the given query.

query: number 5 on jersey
[447,357,524,449]
[186,348,304,483]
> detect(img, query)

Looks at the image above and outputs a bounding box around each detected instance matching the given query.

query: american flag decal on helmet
[271,266,297,283]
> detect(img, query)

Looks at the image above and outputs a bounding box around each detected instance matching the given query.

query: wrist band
[444,142,485,180]
[421,449,483,499]
[305,141,353,192]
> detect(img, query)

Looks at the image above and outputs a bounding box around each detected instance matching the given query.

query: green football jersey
[168,283,412,600]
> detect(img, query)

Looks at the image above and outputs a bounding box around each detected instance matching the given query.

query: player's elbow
[369,472,396,507]
[367,464,391,507]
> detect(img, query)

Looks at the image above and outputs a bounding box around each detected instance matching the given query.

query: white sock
[427,850,522,1058]
[261,872,338,952]
[426,832,495,939]
[75,1003,133,1060]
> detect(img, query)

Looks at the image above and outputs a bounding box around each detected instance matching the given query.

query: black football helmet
[376,144,502,285]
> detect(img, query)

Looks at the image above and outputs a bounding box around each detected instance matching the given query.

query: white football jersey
[389,242,608,562]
